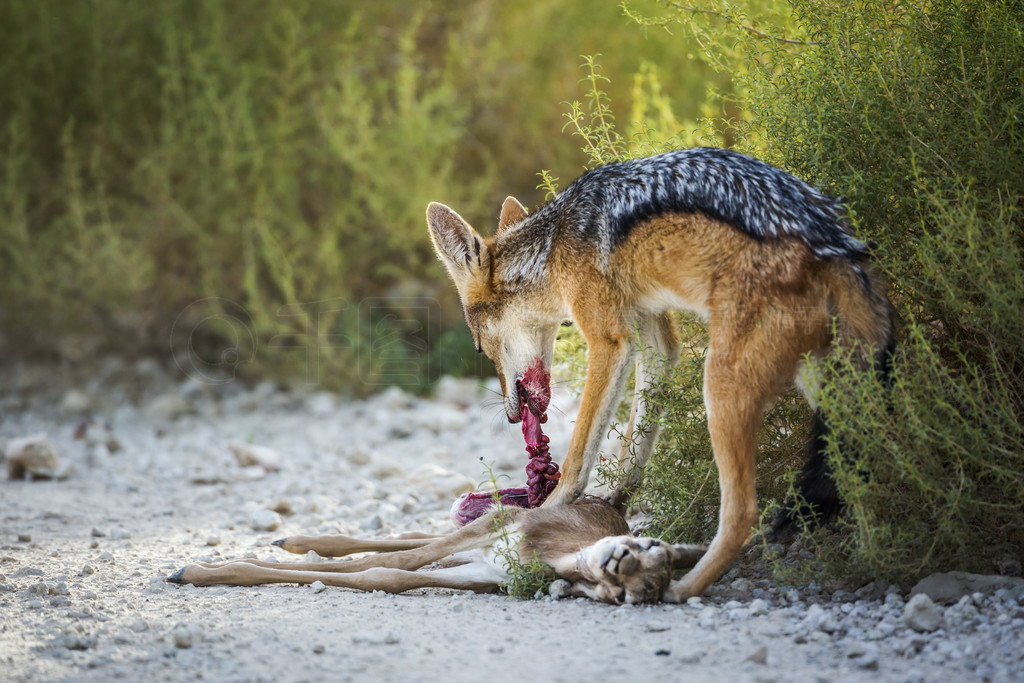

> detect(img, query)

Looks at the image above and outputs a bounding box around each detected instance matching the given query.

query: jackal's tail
[773,260,895,538]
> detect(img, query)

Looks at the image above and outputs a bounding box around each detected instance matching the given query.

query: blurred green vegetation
[0,0,725,391]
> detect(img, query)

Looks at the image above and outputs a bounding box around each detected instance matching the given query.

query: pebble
[748,598,768,616]
[311,580,326,594]
[228,440,282,472]
[60,389,94,414]
[745,645,768,665]
[250,509,282,532]
[17,534,31,543]
[548,579,572,600]
[904,593,943,632]
[5,433,61,479]
[143,393,193,421]
[173,623,204,648]
[13,566,44,577]
[351,631,401,646]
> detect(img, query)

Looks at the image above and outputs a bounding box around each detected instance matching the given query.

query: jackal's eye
[474,339,483,354]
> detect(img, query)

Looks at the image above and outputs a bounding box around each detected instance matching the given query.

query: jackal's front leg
[544,335,635,506]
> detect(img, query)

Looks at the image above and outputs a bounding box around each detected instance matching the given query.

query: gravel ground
[1,358,1023,682]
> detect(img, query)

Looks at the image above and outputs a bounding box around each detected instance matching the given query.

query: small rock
[228,440,282,472]
[205,536,221,547]
[5,433,60,479]
[847,641,880,670]
[311,580,326,594]
[910,571,1024,604]
[50,596,71,607]
[57,632,95,650]
[60,389,94,414]
[131,619,149,633]
[13,566,44,577]
[548,579,572,600]
[91,528,106,538]
[74,419,122,452]
[697,606,717,629]
[686,596,702,607]
[271,499,293,515]
[144,392,193,421]
[312,644,325,654]
[109,528,131,541]
[173,623,204,648]
[28,599,43,609]
[748,598,768,616]
[98,551,114,561]
[746,645,768,665]
[644,621,670,632]
[351,631,401,646]
[904,593,943,632]
[17,534,31,543]
[250,509,281,532]
[346,447,371,467]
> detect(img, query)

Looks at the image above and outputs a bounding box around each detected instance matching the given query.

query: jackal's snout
[511,357,551,422]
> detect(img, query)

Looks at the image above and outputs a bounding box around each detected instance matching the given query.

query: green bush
[613,0,1024,582]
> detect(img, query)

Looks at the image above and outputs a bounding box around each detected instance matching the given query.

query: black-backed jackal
[427,148,893,601]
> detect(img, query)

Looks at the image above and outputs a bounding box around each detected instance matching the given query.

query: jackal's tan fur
[427,150,892,601]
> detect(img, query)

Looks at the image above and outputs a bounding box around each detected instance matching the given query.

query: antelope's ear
[426,202,490,290]
[498,196,528,234]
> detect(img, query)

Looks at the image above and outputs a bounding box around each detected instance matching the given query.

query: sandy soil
[1,359,1022,682]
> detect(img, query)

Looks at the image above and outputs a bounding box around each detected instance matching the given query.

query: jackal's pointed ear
[497,196,528,234]
[426,202,490,290]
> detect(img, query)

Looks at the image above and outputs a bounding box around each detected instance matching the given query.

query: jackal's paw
[578,535,674,604]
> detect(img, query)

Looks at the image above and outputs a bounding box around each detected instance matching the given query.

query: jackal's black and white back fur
[499,147,867,285]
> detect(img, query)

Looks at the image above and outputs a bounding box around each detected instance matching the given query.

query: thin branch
[667,1,820,46]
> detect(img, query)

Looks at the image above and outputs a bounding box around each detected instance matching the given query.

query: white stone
[5,433,60,479]
[228,440,282,471]
[250,509,282,532]
[904,593,943,632]
[143,393,193,421]
[172,623,204,648]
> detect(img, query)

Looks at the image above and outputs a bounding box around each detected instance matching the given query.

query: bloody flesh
[450,360,559,527]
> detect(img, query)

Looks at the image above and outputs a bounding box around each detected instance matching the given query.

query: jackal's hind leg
[664,306,811,601]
